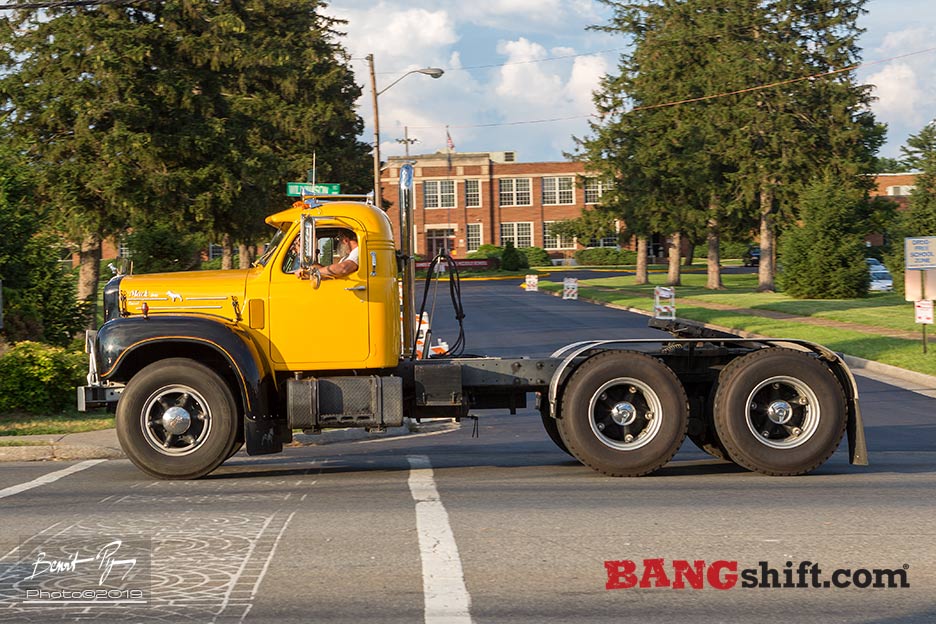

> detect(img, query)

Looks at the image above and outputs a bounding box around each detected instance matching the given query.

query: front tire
[117,358,238,479]
[713,348,847,475]
[557,351,688,476]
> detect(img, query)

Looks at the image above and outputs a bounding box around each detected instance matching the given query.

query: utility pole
[366,54,381,206]
[396,126,419,158]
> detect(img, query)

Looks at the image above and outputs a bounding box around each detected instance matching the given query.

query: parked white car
[869,268,894,292]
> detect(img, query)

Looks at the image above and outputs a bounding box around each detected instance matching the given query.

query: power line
[377,47,626,76]
[408,45,936,131]
[0,0,141,9]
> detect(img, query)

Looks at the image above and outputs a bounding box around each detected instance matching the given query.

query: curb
[0,418,459,463]
[540,287,936,389]
[0,443,125,462]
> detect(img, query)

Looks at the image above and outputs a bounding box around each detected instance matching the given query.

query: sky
[328,0,936,166]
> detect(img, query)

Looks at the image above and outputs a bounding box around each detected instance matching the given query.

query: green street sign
[286,182,341,197]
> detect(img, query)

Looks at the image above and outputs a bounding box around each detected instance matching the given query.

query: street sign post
[286,182,341,197]
[915,300,934,325]
[916,299,934,354]
[905,237,936,353]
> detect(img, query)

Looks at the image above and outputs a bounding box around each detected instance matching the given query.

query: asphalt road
[1,279,934,624]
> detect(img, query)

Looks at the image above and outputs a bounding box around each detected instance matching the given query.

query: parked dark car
[743,246,761,267]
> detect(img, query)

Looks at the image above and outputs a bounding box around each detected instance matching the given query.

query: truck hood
[120,269,250,319]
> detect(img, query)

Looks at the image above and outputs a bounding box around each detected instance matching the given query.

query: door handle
[344,285,366,291]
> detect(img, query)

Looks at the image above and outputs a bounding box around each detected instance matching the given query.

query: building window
[498,178,532,206]
[542,176,574,205]
[887,185,915,196]
[543,222,575,250]
[584,178,608,204]
[467,223,482,252]
[424,180,456,209]
[208,244,224,260]
[118,240,132,259]
[500,222,532,248]
[587,236,618,248]
[465,179,481,208]
[426,228,455,258]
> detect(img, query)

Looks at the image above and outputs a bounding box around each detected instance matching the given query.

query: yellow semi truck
[78,165,868,479]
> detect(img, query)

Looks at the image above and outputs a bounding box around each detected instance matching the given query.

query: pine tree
[586,0,883,292]
[0,5,161,322]
[0,0,370,316]
[780,174,870,299]
[884,121,936,280]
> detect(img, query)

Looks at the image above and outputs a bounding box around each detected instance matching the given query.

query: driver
[313,230,359,279]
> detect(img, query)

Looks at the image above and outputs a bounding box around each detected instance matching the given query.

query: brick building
[87,162,918,265]
[871,172,917,208]
[379,151,614,262]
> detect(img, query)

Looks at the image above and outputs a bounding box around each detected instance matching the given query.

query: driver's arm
[315,258,358,279]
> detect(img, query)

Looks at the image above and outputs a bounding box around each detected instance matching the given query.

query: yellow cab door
[267,218,370,369]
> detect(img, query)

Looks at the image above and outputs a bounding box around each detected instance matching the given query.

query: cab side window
[280,229,347,273]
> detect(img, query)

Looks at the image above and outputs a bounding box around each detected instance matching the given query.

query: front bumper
[76,329,123,412]
[77,384,123,412]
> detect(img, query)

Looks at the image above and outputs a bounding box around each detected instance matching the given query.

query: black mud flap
[246,417,286,456]
[847,399,869,466]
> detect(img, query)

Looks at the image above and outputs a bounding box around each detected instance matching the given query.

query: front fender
[96,316,282,455]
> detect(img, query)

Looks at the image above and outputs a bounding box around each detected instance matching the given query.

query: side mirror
[299,215,317,270]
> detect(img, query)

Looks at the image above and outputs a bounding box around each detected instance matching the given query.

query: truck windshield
[253,229,287,267]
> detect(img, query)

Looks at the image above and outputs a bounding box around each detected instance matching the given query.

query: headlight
[103,275,124,323]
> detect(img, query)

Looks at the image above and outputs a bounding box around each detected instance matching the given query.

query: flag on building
[446,127,454,170]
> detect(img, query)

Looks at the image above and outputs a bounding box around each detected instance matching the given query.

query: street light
[366,54,444,206]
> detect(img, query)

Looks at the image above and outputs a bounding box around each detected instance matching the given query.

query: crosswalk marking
[0,459,106,501]
[408,455,473,624]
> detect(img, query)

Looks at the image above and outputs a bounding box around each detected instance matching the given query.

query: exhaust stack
[399,164,416,358]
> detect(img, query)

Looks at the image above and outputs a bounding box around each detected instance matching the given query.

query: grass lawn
[0,410,114,436]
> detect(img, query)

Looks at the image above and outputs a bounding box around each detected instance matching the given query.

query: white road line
[407,455,473,624]
[0,460,106,501]
[251,511,296,599]
[215,513,274,622]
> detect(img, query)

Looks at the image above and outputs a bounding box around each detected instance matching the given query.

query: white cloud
[327,1,616,161]
[330,2,458,63]
[565,54,608,112]
[866,63,924,122]
[494,38,562,102]
[859,23,936,156]
[458,0,564,28]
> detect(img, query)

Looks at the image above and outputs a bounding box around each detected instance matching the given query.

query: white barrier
[653,286,676,320]
[562,277,578,300]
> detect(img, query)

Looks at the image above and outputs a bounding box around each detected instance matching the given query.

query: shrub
[519,246,552,267]
[574,247,637,265]
[500,242,527,271]
[0,341,86,413]
[467,244,504,260]
[779,176,870,299]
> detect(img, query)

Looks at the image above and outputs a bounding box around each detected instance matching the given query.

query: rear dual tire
[713,348,847,475]
[557,351,688,476]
